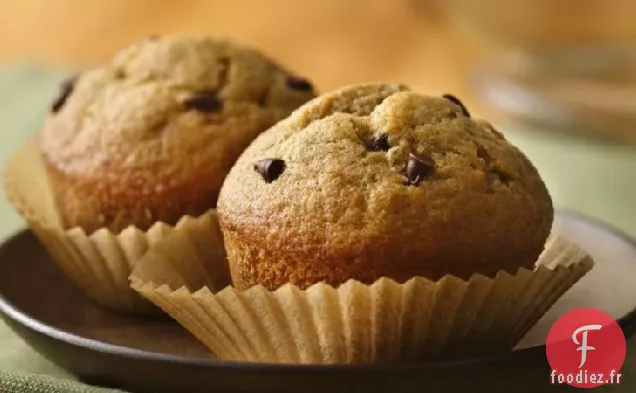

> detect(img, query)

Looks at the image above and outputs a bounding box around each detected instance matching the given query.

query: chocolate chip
[407,153,434,186]
[114,68,126,79]
[372,133,390,151]
[148,34,160,41]
[51,75,77,113]
[442,94,470,117]
[254,159,285,183]
[286,76,313,92]
[184,92,223,112]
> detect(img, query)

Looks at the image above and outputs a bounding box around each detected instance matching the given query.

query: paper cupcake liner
[130,232,594,364]
[4,137,229,313]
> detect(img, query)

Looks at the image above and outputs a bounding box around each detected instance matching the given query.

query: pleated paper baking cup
[4,138,229,313]
[130,234,594,364]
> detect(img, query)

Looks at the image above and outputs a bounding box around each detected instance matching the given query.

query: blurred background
[3,0,636,141]
[0,0,634,227]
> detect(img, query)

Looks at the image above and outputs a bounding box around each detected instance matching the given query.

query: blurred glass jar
[441,0,636,142]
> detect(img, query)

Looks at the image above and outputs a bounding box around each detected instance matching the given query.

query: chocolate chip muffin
[40,35,315,233]
[217,83,553,290]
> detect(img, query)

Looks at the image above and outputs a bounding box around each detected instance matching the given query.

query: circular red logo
[546,308,626,388]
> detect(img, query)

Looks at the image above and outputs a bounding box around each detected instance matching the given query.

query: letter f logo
[573,324,603,368]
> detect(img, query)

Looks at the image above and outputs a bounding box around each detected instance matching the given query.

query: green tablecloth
[0,65,635,392]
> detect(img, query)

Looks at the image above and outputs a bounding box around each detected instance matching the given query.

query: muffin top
[40,35,315,199]
[218,83,553,288]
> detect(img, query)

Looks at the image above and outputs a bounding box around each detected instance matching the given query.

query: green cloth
[0,65,635,392]
[0,370,124,393]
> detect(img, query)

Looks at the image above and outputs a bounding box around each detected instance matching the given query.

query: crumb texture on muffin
[41,35,315,233]
[218,83,554,290]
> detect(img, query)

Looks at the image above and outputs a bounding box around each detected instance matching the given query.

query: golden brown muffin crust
[218,83,554,290]
[40,35,315,233]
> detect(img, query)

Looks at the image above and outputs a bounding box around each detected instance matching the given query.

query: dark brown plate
[0,211,635,393]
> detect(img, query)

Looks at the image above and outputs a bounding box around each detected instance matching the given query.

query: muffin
[217,83,553,289]
[131,83,593,363]
[5,35,315,312]
[41,35,316,234]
